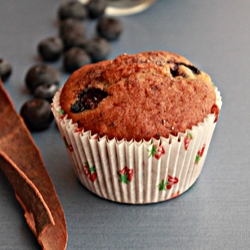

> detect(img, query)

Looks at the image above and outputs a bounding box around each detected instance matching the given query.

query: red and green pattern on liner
[195,144,206,164]
[57,109,65,119]
[63,136,73,152]
[118,166,134,184]
[148,144,165,160]
[158,175,179,191]
[83,162,97,182]
[184,132,193,150]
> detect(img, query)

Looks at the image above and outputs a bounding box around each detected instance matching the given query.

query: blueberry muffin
[52,51,222,204]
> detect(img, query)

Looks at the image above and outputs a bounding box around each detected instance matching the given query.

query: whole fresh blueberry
[20,98,54,131]
[25,64,60,93]
[87,0,108,18]
[97,17,123,41]
[38,36,64,62]
[58,1,88,21]
[34,83,59,102]
[59,18,85,38]
[0,58,12,82]
[84,37,111,62]
[63,47,91,73]
[62,31,86,51]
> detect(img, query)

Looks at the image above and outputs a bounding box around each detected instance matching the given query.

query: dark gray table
[0,0,249,249]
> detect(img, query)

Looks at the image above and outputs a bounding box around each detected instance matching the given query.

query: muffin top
[60,51,219,141]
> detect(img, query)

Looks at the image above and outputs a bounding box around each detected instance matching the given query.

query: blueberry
[62,31,86,51]
[20,98,53,131]
[169,62,201,78]
[71,88,108,113]
[87,0,108,19]
[84,37,111,62]
[34,83,59,102]
[25,64,60,93]
[97,17,122,41]
[182,63,200,75]
[58,1,88,21]
[63,47,91,73]
[59,18,85,38]
[38,36,63,62]
[0,58,12,82]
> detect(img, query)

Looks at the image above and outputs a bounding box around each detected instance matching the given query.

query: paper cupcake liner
[52,88,222,204]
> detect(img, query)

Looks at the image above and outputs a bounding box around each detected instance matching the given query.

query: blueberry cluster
[19,0,123,131]
[21,64,59,131]
[39,0,123,72]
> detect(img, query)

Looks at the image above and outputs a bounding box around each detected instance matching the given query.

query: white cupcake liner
[52,88,222,204]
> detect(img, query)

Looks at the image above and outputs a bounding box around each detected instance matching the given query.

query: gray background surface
[0,0,249,249]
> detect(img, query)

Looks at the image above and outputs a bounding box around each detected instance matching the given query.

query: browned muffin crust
[60,51,218,141]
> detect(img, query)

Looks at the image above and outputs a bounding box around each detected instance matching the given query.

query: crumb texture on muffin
[60,51,219,141]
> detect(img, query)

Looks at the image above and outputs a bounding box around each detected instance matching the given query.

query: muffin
[52,51,222,204]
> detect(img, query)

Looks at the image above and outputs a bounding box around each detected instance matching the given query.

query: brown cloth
[0,81,67,250]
